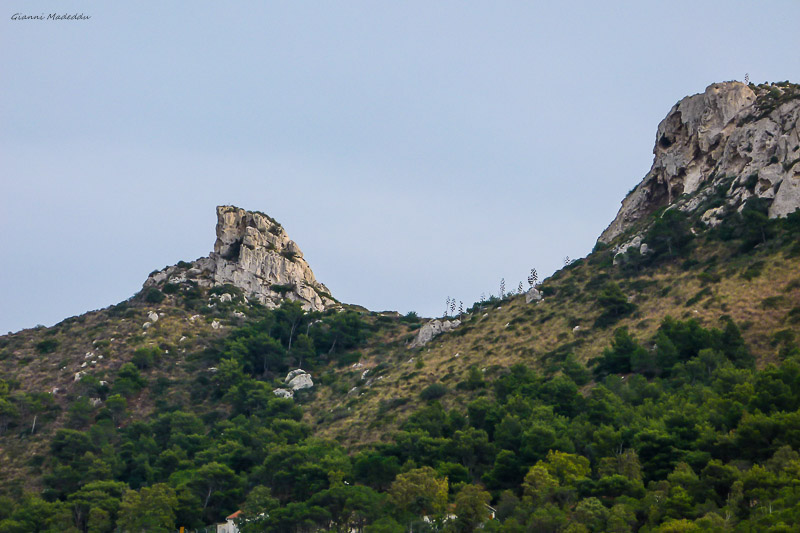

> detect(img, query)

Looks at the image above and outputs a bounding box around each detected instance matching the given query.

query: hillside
[1,81,800,532]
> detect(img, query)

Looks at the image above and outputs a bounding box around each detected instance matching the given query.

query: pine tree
[450,299,456,316]
[500,278,506,299]
[458,301,464,318]
[445,297,451,318]
[517,281,524,295]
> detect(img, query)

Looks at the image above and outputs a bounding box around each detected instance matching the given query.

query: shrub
[742,261,765,281]
[595,283,636,327]
[270,284,296,295]
[144,288,165,304]
[162,283,180,294]
[132,346,161,369]
[420,383,447,401]
[113,363,146,396]
[35,339,59,354]
[401,311,421,323]
[646,209,693,259]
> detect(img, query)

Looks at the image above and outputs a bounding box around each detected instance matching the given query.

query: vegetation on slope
[0,205,799,532]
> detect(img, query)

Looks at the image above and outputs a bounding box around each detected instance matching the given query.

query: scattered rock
[89,398,102,407]
[273,388,294,399]
[148,311,159,322]
[573,326,581,333]
[288,372,314,391]
[142,322,151,329]
[211,320,221,330]
[361,369,370,380]
[207,367,218,373]
[525,288,543,303]
[409,319,461,348]
[612,236,650,264]
[285,369,307,382]
[219,293,232,303]
[74,372,85,382]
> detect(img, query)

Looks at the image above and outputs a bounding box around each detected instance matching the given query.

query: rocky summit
[600,81,800,243]
[144,205,336,311]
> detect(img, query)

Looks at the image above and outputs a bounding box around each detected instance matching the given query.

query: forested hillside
[1,80,800,532]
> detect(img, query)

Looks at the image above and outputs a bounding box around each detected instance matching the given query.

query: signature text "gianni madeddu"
[12,13,91,21]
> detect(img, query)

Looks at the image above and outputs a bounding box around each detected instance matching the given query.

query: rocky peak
[599,81,800,244]
[144,206,336,311]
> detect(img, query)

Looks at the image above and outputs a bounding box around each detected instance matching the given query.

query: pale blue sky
[2,1,799,332]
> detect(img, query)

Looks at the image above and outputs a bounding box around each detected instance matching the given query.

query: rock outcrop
[525,288,543,304]
[144,206,336,311]
[286,370,314,391]
[409,319,461,348]
[600,81,800,244]
[273,369,314,398]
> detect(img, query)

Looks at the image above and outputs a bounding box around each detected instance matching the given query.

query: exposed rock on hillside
[525,288,542,303]
[145,206,336,311]
[600,81,800,243]
[409,319,461,348]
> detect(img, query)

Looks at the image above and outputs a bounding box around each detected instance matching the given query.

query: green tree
[117,483,178,533]
[452,484,491,533]
[389,466,448,517]
[190,461,240,513]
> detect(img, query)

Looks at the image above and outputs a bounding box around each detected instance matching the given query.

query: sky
[2,1,799,333]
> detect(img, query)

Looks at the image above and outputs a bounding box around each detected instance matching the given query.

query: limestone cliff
[144,206,336,311]
[599,81,800,244]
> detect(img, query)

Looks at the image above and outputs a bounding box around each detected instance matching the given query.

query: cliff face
[145,206,335,311]
[599,81,800,244]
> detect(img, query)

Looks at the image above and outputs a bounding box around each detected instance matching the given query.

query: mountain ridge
[600,80,800,245]
[1,81,800,532]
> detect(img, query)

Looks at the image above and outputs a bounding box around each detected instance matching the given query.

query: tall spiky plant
[528,268,538,288]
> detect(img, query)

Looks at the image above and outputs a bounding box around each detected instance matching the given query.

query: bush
[595,283,636,327]
[742,261,765,281]
[144,288,165,304]
[420,383,447,401]
[162,283,180,294]
[401,311,421,323]
[36,339,59,354]
[646,209,693,258]
[270,284,296,295]
[132,346,161,369]
[113,363,146,396]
